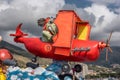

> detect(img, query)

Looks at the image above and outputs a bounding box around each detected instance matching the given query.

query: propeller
[105,31,113,61]
[99,31,113,61]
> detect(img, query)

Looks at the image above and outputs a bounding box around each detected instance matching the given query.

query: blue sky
[65,0,92,8]
[0,0,120,47]
[65,0,120,8]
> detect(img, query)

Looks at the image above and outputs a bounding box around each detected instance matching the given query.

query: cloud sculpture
[7,66,59,80]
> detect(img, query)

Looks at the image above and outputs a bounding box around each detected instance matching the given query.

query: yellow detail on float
[0,68,6,80]
[77,23,91,40]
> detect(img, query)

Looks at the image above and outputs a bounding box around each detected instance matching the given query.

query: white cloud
[0,0,65,47]
[0,0,120,47]
[0,0,65,28]
[63,3,120,46]
[84,4,117,28]
[83,3,120,46]
[0,4,9,12]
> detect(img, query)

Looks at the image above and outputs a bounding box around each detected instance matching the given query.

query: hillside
[0,40,120,67]
[85,46,120,67]
[0,40,52,67]
[0,40,33,58]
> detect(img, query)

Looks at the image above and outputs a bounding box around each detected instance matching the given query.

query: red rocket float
[10,10,112,62]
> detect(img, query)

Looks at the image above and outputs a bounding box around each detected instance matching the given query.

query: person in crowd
[26,56,39,69]
[0,60,7,80]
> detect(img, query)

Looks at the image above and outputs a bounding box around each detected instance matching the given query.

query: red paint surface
[10,10,107,62]
[0,49,13,61]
